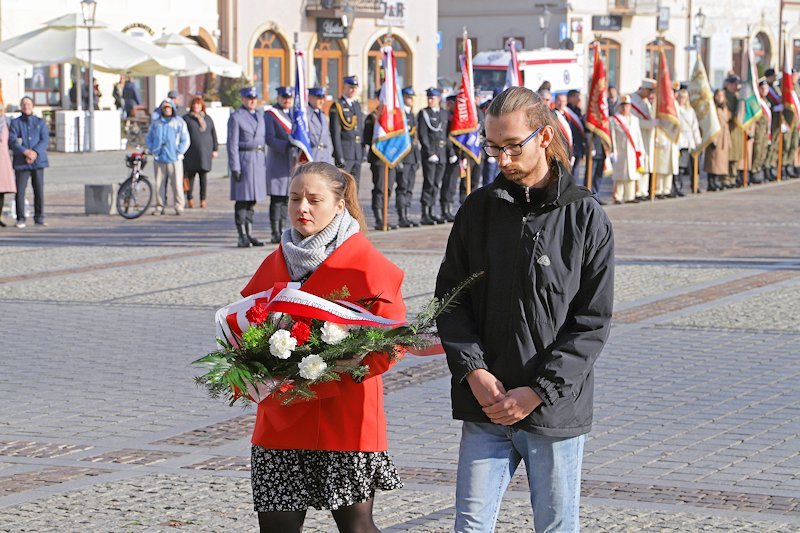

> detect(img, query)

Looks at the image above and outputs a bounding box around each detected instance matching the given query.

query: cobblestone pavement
[1,152,799,531]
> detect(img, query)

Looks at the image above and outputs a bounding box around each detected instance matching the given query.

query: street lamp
[81,0,97,152]
[539,5,552,48]
[694,7,706,51]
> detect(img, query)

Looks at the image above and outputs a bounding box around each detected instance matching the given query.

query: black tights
[258,497,379,533]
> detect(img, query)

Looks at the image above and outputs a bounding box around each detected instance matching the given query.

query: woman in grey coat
[227,86,268,247]
[184,96,218,208]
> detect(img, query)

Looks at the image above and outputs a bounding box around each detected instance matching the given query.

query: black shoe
[245,222,264,246]
[236,224,251,248]
[419,205,436,225]
[0,218,5,227]
[441,203,456,223]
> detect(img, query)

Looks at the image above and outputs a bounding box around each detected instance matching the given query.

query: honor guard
[227,86,267,248]
[396,86,420,227]
[751,79,772,184]
[363,88,398,230]
[330,75,365,190]
[418,87,449,225]
[440,94,461,222]
[307,86,334,164]
[763,68,783,181]
[264,86,294,243]
[724,75,743,188]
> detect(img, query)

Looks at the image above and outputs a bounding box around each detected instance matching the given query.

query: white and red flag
[449,30,482,164]
[783,36,800,128]
[585,41,611,152]
[370,44,412,168]
[503,38,521,90]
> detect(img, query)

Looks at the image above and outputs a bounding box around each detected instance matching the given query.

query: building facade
[220,0,438,110]
[439,0,800,95]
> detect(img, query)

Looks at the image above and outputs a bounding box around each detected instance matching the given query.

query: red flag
[586,42,611,152]
[656,49,680,143]
[449,33,481,163]
[783,36,800,128]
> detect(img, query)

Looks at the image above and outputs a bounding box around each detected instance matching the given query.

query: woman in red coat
[241,161,405,532]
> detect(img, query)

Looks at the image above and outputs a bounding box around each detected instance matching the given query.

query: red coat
[241,232,405,452]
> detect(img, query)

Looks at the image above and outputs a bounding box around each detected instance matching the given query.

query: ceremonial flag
[449,32,482,164]
[290,48,313,162]
[504,38,521,90]
[585,41,611,152]
[370,44,412,168]
[782,36,800,128]
[738,42,769,130]
[656,49,681,143]
[688,55,721,152]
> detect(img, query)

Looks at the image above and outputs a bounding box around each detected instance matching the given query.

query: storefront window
[591,39,620,91]
[25,65,62,107]
[313,39,343,100]
[751,32,770,77]
[253,30,288,103]
[645,40,675,80]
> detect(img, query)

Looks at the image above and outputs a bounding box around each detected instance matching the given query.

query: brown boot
[200,200,207,208]
[187,198,195,208]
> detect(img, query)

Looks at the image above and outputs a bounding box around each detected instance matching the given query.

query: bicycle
[116,150,153,219]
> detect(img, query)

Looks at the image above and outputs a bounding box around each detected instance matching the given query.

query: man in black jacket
[436,86,614,533]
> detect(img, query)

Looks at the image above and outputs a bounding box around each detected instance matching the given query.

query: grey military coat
[308,105,334,164]
[227,106,267,202]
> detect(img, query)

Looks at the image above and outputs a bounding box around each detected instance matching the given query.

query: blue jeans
[455,421,585,533]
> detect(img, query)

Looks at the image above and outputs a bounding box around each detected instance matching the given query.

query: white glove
[448,155,458,164]
[782,123,790,134]
[609,153,618,164]
[487,156,496,163]
[775,104,785,112]
[178,154,184,161]
[427,154,440,163]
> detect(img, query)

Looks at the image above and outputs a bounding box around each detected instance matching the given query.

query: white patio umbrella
[0,14,183,76]
[0,50,33,78]
[153,33,243,77]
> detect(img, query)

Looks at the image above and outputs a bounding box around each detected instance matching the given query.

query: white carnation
[320,321,350,345]
[298,354,328,380]
[269,329,297,359]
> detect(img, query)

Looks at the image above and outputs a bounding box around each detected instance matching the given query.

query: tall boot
[373,208,385,231]
[405,205,419,227]
[441,202,456,223]
[420,205,436,225]
[245,221,264,246]
[791,165,800,177]
[432,205,446,224]
[398,206,412,228]
[236,224,250,248]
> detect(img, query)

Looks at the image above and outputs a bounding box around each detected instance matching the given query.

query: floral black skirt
[251,445,403,512]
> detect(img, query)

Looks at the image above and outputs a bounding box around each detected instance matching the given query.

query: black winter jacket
[435,161,614,437]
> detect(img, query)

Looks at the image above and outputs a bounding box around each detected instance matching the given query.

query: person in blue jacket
[264,85,295,243]
[9,96,49,228]
[228,86,268,248]
[146,99,190,215]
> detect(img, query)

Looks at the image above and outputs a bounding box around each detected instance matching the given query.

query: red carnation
[245,304,269,325]
[291,321,312,346]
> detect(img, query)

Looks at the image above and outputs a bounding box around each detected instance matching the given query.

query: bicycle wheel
[117,176,153,219]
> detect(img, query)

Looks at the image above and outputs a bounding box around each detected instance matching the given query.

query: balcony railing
[306,0,384,17]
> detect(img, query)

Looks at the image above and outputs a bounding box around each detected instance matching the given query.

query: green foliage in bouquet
[193,272,483,407]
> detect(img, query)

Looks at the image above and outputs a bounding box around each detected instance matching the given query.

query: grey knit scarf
[281,209,360,282]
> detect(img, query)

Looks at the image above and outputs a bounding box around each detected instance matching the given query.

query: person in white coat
[653,87,680,199]
[629,79,657,199]
[611,95,645,203]
[676,88,702,196]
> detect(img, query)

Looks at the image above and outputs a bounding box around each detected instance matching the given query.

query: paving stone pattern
[2,155,800,531]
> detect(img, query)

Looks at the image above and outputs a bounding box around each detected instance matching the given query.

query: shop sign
[378,0,406,27]
[317,17,347,39]
[591,15,622,32]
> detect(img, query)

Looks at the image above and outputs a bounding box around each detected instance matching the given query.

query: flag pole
[586,132,594,191]
[383,164,389,231]
[465,156,472,195]
[692,151,699,193]
[777,121,784,182]
[651,37,662,201]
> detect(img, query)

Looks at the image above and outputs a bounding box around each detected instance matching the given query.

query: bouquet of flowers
[193,273,480,406]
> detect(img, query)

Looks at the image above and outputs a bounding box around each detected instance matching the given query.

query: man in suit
[228,86,268,248]
[396,86,420,227]
[265,86,295,243]
[330,75,364,190]
[308,86,334,164]
[418,87,449,225]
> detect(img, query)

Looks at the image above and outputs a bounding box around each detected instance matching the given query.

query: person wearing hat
[146,98,190,216]
[723,75,744,188]
[783,69,800,179]
[227,86,268,247]
[363,95,400,230]
[629,79,657,199]
[396,86,420,227]
[749,80,772,185]
[264,86,295,243]
[307,87,334,164]
[610,94,645,203]
[705,89,733,191]
[439,94,462,222]
[762,68,787,180]
[417,87,449,224]
[329,76,365,190]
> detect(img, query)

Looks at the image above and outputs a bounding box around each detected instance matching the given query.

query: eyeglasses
[483,128,541,158]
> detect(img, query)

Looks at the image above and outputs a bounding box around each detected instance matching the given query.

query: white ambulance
[472,48,584,101]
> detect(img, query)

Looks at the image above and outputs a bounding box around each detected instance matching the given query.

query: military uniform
[264,86,295,242]
[396,86,420,227]
[418,88,448,225]
[363,109,398,230]
[784,92,800,178]
[763,74,783,180]
[227,86,267,247]
[330,76,365,189]
[750,110,770,183]
[307,87,334,164]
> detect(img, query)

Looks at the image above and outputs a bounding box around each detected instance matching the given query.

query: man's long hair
[486,87,570,170]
